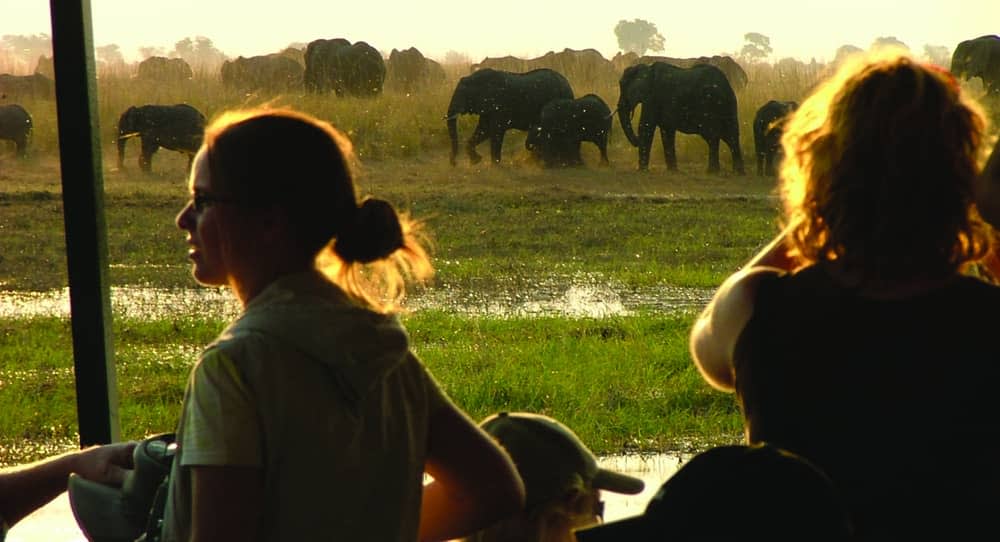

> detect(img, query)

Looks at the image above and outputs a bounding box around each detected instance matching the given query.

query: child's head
[466,412,645,542]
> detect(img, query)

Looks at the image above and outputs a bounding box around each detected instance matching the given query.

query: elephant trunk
[117,117,130,169]
[617,99,640,147]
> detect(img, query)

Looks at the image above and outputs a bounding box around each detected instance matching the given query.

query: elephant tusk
[606,108,617,119]
[444,113,459,121]
[119,132,141,140]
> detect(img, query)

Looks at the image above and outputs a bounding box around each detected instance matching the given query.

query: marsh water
[0,273,713,320]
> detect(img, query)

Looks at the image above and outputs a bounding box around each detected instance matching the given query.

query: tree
[871,36,909,52]
[739,32,772,63]
[923,44,951,67]
[614,19,665,56]
[833,44,863,65]
[138,46,167,59]
[1,34,52,66]
[171,36,226,74]
[96,44,124,65]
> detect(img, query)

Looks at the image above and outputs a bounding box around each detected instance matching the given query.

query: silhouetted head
[465,412,645,542]
[779,50,992,285]
[183,106,432,310]
[576,444,853,542]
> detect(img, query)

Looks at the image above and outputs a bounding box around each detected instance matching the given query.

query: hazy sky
[6,1,1000,63]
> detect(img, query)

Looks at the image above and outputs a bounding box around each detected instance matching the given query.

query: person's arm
[0,441,136,528]
[976,138,1000,228]
[418,401,525,542]
[189,465,264,542]
[689,228,797,391]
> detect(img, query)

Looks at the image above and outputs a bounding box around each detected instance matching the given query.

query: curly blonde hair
[778,50,992,285]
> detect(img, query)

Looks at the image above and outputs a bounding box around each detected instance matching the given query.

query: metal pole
[48,0,120,446]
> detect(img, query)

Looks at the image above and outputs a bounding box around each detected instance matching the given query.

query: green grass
[0,311,743,465]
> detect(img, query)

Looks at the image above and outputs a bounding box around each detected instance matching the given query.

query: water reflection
[0,277,713,320]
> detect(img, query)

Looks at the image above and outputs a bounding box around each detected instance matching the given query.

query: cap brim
[68,473,145,542]
[593,468,645,495]
[575,514,649,541]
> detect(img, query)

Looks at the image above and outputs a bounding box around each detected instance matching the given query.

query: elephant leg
[659,129,677,171]
[726,131,746,175]
[489,131,505,164]
[637,122,657,170]
[15,137,27,158]
[705,137,721,173]
[597,135,610,166]
[140,138,159,173]
[466,119,491,164]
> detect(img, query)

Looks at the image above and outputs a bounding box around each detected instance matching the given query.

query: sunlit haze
[6,0,999,63]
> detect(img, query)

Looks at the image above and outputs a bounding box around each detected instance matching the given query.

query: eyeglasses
[190,191,240,213]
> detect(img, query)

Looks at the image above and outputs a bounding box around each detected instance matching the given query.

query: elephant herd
[3,34,998,174]
[130,39,447,98]
[447,62,750,174]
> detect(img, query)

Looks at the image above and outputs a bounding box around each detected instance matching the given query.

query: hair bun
[333,198,404,264]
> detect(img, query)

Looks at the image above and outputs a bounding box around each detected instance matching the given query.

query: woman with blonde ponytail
[164,107,524,542]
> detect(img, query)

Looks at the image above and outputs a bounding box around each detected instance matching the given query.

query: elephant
[635,55,749,91]
[525,93,612,168]
[753,100,798,176]
[386,47,446,93]
[34,55,55,79]
[618,62,745,174]
[446,67,574,165]
[951,35,1000,97]
[0,73,54,100]
[0,104,33,158]
[470,55,530,73]
[136,56,193,82]
[304,38,386,97]
[117,104,205,173]
[220,54,303,93]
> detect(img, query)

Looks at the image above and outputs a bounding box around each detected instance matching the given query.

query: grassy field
[0,59,997,465]
[0,150,780,465]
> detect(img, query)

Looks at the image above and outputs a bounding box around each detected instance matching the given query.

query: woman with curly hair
[689,50,1000,540]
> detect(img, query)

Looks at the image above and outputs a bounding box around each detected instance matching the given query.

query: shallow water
[5,452,688,541]
[0,277,713,320]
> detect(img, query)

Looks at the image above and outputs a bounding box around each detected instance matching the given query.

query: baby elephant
[753,100,798,176]
[526,94,612,168]
[0,104,33,158]
[117,103,206,173]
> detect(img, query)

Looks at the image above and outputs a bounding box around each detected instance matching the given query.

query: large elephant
[525,93,611,168]
[618,62,745,174]
[634,55,749,91]
[0,104,32,158]
[951,35,1000,97]
[753,100,798,176]
[136,56,193,82]
[0,73,54,100]
[117,104,205,173]
[304,38,385,97]
[220,54,303,93]
[446,68,574,165]
[386,47,446,93]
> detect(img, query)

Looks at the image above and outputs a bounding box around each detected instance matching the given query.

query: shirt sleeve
[178,348,262,468]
